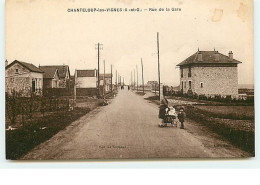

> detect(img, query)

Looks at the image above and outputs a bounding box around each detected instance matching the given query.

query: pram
[159,106,178,127]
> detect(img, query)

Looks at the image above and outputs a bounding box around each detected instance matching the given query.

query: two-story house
[176,50,242,98]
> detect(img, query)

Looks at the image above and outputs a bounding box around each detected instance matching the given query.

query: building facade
[5,60,44,96]
[40,65,71,89]
[39,66,60,89]
[176,50,242,98]
[75,69,98,97]
[100,74,113,92]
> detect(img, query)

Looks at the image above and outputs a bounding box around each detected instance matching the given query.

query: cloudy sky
[6,0,254,86]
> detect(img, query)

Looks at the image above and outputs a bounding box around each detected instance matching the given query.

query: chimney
[229,51,233,61]
[5,60,8,67]
[198,51,203,61]
[215,51,220,61]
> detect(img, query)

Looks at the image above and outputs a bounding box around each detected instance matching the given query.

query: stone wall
[6,63,43,96]
[193,66,238,96]
[180,65,238,97]
[5,77,31,96]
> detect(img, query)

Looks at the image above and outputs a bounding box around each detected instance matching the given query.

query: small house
[40,65,71,89]
[5,60,44,96]
[75,69,98,97]
[39,66,60,89]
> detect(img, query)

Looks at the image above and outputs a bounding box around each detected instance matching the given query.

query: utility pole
[123,77,124,85]
[95,43,103,98]
[134,69,135,90]
[141,58,144,95]
[74,69,77,101]
[131,71,133,87]
[116,70,117,88]
[111,64,113,93]
[136,65,138,91]
[157,32,161,100]
[103,60,105,97]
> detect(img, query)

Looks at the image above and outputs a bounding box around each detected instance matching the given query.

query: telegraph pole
[131,71,133,87]
[116,70,117,88]
[157,32,161,100]
[141,58,144,95]
[136,65,138,91]
[96,43,103,98]
[111,64,113,93]
[103,60,105,97]
[134,69,135,90]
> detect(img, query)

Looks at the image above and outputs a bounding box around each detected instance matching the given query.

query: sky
[5,0,254,86]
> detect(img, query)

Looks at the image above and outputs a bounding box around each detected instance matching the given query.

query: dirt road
[22,88,250,160]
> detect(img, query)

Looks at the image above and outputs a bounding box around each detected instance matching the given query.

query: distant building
[5,60,44,96]
[40,65,71,89]
[147,81,158,87]
[147,81,159,91]
[176,50,242,98]
[100,74,113,92]
[75,69,98,97]
[39,66,60,89]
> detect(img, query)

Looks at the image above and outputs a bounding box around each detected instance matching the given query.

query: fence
[6,91,73,126]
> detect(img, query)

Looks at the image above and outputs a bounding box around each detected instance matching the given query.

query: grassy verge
[195,106,254,120]
[186,106,255,155]
[6,107,90,160]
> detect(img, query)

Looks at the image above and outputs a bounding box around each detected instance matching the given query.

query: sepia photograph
[5,0,254,160]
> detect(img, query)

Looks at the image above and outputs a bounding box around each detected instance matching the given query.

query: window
[200,82,204,88]
[15,69,18,74]
[189,81,192,89]
[32,79,36,92]
[188,66,191,77]
[181,68,183,78]
[184,81,186,88]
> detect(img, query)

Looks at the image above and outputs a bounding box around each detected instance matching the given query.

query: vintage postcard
[5,0,254,160]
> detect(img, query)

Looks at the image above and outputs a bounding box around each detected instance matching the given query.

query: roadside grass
[195,105,254,120]
[166,95,254,106]
[6,107,90,160]
[144,95,159,101]
[186,106,255,155]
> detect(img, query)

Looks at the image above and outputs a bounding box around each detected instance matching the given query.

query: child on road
[178,107,186,129]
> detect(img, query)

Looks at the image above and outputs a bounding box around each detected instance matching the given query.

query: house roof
[5,60,44,73]
[39,66,60,79]
[76,70,96,77]
[40,65,70,78]
[176,51,242,66]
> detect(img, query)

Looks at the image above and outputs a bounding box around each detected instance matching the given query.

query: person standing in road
[178,107,186,129]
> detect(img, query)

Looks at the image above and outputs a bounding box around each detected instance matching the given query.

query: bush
[6,91,21,125]
[6,107,90,160]
[186,106,255,154]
